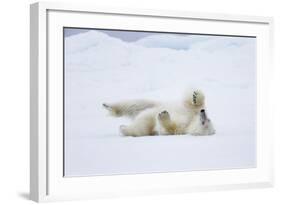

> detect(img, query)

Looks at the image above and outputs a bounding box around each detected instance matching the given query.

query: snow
[64,30,256,177]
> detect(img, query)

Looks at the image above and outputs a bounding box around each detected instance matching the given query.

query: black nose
[200,109,205,113]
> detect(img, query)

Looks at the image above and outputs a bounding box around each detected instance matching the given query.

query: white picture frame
[30,1,274,202]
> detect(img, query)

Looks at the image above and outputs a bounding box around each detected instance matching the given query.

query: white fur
[103,90,215,137]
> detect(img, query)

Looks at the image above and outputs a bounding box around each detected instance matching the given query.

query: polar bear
[102,90,215,137]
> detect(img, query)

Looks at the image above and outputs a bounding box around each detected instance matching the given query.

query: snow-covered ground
[64,29,256,177]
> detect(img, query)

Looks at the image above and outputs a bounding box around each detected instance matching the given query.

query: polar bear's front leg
[157,110,177,135]
[184,90,205,109]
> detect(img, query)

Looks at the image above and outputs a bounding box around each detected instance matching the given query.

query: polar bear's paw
[102,103,112,110]
[158,110,170,122]
[119,125,131,136]
[184,89,205,107]
[193,91,204,105]
[102,103,121,117]
[193,91,199,104]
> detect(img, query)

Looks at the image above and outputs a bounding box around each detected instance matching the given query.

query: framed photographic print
[30,2,274,202]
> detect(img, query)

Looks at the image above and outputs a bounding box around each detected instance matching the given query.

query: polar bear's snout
[187,108,216,136]
[200,109,207,125]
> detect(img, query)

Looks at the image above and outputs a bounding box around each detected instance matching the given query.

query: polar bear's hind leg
[119,114,157,136]
[102,100,157,118]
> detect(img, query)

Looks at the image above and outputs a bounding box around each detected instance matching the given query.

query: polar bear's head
[188,109,216,136]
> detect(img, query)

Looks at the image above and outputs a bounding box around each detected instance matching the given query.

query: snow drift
[64,30,256,176]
